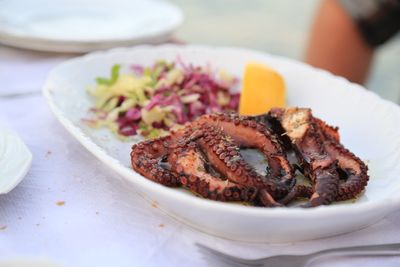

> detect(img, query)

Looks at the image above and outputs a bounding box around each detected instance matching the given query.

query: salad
[84,58,240,139]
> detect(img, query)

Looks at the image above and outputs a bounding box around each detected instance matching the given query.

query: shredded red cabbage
[86,58,240,138]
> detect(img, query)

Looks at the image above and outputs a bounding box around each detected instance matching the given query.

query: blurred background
[0,0,399,102]
[169,0,400,103]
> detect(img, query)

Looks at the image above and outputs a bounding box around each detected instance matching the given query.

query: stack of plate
[0,0,183,52]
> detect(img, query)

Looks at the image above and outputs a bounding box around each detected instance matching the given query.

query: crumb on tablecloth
[56,201,65,206]
[151,200,159,208]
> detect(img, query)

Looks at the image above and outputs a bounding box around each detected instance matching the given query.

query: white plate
[0,0,183,52]
[42,45,400,242]
[0,125,32,194]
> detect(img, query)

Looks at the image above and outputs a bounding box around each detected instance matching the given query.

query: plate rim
[42,44,400,218]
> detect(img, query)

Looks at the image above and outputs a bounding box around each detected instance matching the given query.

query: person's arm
[305,0,373,84]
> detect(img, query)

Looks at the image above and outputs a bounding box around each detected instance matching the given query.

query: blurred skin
[305,0,373,84]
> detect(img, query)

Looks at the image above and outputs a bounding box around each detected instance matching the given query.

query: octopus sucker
[131,108,369,208]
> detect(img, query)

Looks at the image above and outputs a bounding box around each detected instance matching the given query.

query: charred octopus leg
[311,118,369,200]
[192,124,289,206]
[321,139,369,201]
[193,113,295,188]
[315,118,340,143]
[131,136,181,187]
[168,141,257,202]
[266,108,340,207]
[131,125,259,204]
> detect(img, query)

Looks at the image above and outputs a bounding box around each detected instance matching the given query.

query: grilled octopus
[131,108,369,207]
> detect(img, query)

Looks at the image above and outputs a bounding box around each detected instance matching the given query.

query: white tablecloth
[0,46,71,96]
[0,46,400,267]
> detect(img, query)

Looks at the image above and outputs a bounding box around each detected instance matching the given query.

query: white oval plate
[42,45,400,242]
[0,125,32,194]
[0,0,183,52]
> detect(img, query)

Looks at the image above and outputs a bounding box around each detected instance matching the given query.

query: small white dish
[0,0,183,52]
[0,125,32,194]
[43,45,400,242]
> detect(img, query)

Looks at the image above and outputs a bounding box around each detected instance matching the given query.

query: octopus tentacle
[322,140,369,201]
[315,118,340,143]
[267,107,340,207]
[131,136,181,187]
[169,144,257,202]
[311,116,368,201]
[278,185,313,205]
[192,124,286,206]
[193,113,295,187]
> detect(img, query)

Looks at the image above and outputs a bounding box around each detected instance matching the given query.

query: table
[0,43,399,267]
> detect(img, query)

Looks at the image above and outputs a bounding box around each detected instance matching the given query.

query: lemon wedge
[239,62,286,115]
